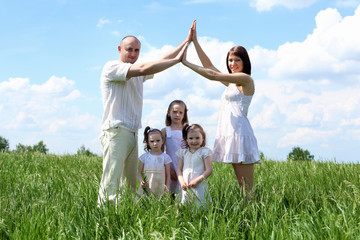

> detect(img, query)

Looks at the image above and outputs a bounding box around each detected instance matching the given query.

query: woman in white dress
[182,20,261,198]
[176,124,213,207]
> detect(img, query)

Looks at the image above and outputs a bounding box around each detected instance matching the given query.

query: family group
[97,20,261,208]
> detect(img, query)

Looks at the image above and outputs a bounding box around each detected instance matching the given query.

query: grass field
[1,152,359,239]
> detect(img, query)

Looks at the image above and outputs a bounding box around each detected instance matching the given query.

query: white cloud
[2,6,360,162]
[0,76,101,153]
[137,6,360,162]
[111,30,121,37]
[97,18,111,28]
[278,127,341,147]
[250,0,317,11]
[260,7,360,80]
[182,0,317,10]
[335,0,360,8]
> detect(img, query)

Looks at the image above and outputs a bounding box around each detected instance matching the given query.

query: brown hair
[226,46,251,75]
[143,126,164,152]
[181,124,206,148]
[165,100,189,126]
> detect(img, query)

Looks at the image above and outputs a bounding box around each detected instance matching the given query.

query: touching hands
[180,175,204,190]
[180,180,188,190]
[186,20,197,43]
[191,20,197,42]
[182,20,197,65]
[140,181,148,189]
[175,42,189,62]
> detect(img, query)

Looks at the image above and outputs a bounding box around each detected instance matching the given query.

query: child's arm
[176,157,187,190]
[137,162,147,188]
[164,163,171,192]
[188,156,213,188]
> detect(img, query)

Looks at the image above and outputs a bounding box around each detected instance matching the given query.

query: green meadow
[1,152,359,239]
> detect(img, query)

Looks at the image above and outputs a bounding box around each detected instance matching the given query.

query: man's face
[119,37,141,64]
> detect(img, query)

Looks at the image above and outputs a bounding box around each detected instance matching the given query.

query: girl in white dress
[161,100,189,196]
[176,124,213,207]
[137,127,172,198]
[182,20,261,199]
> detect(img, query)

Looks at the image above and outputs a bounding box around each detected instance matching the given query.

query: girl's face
[168,103,185,125]
[228,53,244,73]
[148,132,163,153]
[186,129,204,152]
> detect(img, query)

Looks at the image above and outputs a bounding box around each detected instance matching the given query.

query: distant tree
[0,136,10,152]
[15,141,48,154]
[77,145,96,157]
[287,146,314,162]
[32,141,49,154]
[15,143,30,153]
[259,151,265,161]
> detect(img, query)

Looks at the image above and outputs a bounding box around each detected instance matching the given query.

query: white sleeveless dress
[212,84,261,164]
[176,147,212,206]
[165,126,183,193]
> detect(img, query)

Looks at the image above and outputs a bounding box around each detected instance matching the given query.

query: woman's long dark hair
[226,46,251,75]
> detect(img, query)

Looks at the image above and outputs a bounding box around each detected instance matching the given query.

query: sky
[1,0,359,163]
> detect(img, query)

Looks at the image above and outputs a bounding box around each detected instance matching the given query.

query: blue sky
[1,0,359,163]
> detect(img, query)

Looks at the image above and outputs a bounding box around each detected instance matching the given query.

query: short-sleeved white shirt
[100,60,154,131]
[139,152,172,168]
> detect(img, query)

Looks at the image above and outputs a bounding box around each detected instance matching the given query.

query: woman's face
[228,53,244,73]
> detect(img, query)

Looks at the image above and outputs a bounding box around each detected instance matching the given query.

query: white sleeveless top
[165,126,183,171]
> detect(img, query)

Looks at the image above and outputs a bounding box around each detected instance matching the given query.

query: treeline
[1,135,315,161]
[0,136,97,156]
[1,135,314,160]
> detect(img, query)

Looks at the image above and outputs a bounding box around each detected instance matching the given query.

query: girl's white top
[176,147,212,206]
[139,152,172,167]
[165,126,183,170]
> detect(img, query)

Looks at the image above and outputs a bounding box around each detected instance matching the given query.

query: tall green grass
[1,152,359,239]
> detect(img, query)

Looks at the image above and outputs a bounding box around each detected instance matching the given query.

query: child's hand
[140,181,147,188]
[188,175,204,188]
[188,179,199,188]
[180,181,188,190]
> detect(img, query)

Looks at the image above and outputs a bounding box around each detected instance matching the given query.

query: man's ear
[118,46,121,52]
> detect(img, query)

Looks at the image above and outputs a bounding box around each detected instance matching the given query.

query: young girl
[176,124,213,206]
[137,126,172,198]
[161,100,189,196]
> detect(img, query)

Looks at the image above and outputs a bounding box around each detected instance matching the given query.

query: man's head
[118,36,141,64]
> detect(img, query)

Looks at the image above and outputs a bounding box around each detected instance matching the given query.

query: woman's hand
[191,20,197,42]
[175,42,189,62]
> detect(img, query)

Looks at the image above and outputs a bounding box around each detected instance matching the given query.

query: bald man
[98,31,191,205]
